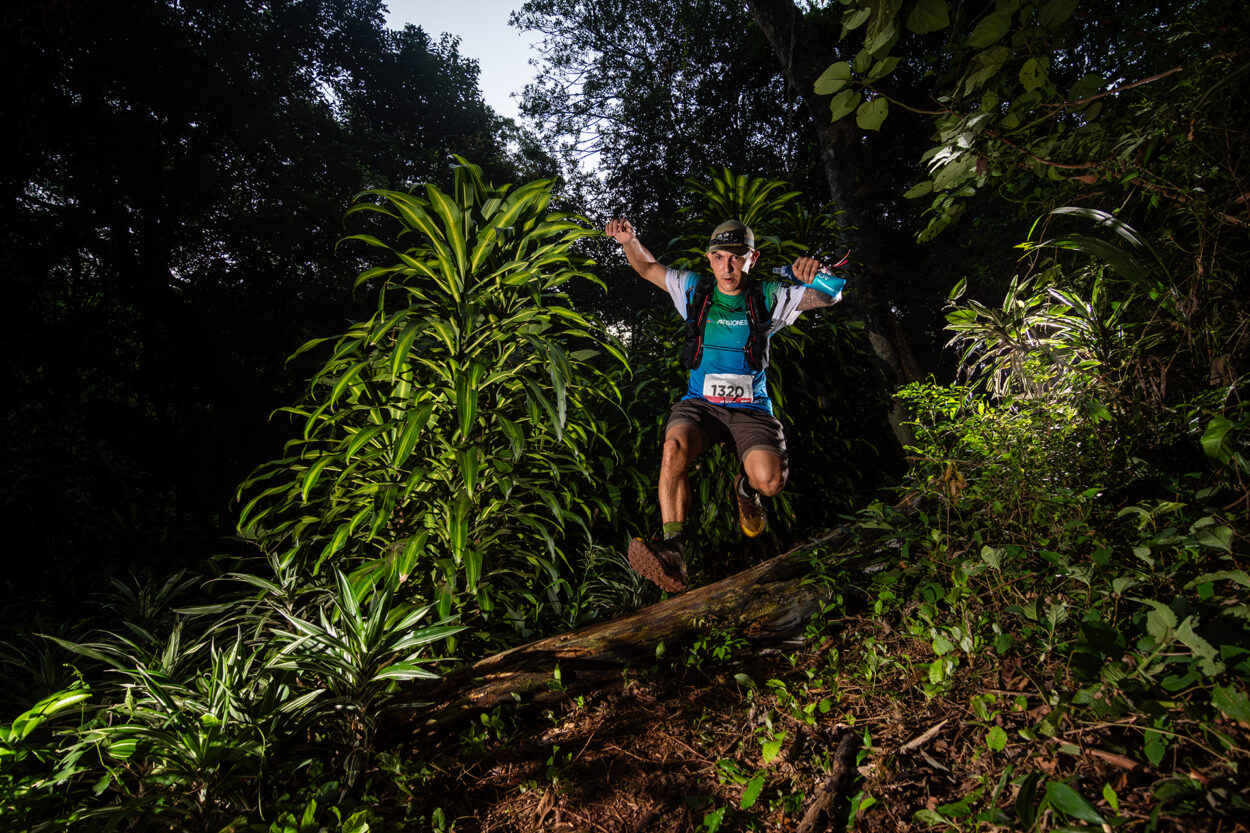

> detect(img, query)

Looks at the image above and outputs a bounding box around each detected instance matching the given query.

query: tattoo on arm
[797,287,837,311]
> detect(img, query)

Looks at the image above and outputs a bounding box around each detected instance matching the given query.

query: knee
[662,435,692,469]
[753,467,787,497]
[756,473,786,497]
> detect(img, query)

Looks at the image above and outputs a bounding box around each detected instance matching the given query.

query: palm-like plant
[237,159,627,619]
[947,207,1180,410]
[668,168,802,264]
[32,565,463,830]
[267,570,462,784]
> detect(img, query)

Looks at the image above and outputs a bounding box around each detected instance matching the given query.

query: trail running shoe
[627,537,689,593]
[732,474,767,538]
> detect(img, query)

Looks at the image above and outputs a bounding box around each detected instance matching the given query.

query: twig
[898,719,949,755]
[1048,66,1184,111]
[1086,747,1143,771]
[561,807,614,833]
[796,730,863,833]
[602,743,698,768]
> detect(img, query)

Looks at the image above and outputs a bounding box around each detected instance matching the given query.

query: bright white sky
[382,1,542,121]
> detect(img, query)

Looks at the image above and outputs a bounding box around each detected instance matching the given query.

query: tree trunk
[746,0,922,447]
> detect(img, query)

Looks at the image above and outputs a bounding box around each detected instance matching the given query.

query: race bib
[703,373,754,404]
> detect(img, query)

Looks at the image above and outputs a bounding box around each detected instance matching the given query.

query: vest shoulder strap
[680,276,773,372]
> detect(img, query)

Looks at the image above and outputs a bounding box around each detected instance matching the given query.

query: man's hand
[605,218,637,245]
[604,218,667,289]
[791,256,822,284]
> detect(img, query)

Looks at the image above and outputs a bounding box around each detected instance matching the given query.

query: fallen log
[384,492,919,742]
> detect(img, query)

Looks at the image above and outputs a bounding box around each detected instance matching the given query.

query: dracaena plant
[237,158,627,623]
[946,207,1183,413]
[34,567,463,831]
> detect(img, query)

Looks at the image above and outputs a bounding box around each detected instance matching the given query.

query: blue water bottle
[771,264,847,298]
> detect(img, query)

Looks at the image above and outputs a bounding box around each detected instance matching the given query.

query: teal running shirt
[665,269,827,414]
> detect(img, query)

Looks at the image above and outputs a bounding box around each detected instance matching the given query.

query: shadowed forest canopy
[1,0,1248,830]
[2,0,551,591]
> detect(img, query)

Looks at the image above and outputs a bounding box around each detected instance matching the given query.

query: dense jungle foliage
[2,0,1246,830]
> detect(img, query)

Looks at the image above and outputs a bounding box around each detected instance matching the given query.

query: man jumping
[604,217,844,592]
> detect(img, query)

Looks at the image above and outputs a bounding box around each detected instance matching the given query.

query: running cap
[707,220,754,255]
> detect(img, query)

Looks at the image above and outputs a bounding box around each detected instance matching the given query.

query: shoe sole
[627,538,688,593]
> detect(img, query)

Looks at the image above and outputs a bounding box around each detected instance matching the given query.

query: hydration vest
[679,276,772,371]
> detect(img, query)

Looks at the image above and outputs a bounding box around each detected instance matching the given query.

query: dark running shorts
[664,397,788,464]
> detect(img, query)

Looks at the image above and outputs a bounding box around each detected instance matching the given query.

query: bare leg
[659,422,705,525]
[742,448,788,497]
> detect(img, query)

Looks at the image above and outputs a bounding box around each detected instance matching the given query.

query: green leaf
[106,738,138,760]
[1143,729,1168,767]
[856,97,889,131]
[842,6,872,31]
[932,154,977,192]
[1200,415,1236,463]
[1045,781,1105,824]
[1186,569,1250,590]
[967,11,1010,47]
[865,56,900,83]
[903,180,934,199]
[1176,617,1224,675]
[1019,57,1047,91]
[814,61,853,95]
[455,362,485,438]
[760,733,785,763]
[390,318,424,378]
[1038,0,1078,30]
[344,424,384,463]
[905,0,950,33]
[740,771,766,809]
[329,362,366,408]
[829,90,862,122]
[986,725,1007,752]
[960,45,1013,95]
[374,661,441,682]
[1212,684,1250,723]
[1143,599,1177,640]
[5,684,92,743]
[1015,771,1042,829]
[979,545,1004,570]
[392,402,435,469]
[1194,524,1233,552]
[863,16,898,57]
[301,453,338,502]
[1068,73,1105,102]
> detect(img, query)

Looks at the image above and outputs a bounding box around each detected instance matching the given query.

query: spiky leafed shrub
[9,567,462,832]
[909,206,1248,548]
[237,159,627,629]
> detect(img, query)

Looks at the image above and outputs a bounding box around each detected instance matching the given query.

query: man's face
[706,249,759,295]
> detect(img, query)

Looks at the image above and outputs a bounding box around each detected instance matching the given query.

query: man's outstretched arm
[605,218,669,290]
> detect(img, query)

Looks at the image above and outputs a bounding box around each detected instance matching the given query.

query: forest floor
[389,601,1248,833]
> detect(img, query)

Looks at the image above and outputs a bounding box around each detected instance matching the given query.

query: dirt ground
[391,619,1247,833]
